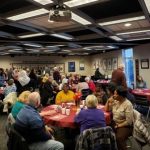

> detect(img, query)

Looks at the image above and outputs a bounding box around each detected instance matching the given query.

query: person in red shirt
[85,76,96,93]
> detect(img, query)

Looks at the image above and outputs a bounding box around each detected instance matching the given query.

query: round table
[41,104,111,128]
[132,89,150,100]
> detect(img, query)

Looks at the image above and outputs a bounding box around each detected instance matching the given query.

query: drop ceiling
[0,0,150,56]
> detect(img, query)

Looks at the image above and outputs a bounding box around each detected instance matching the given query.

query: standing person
[85,76,96,93]
[53,67,61,84]
[94,68,104,80]
[0,68,5,87]
[14,92,64,150]
[111,64,127,90]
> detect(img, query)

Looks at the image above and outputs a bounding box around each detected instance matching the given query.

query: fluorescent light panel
[24,43,42,48]
[51,33,73,40]
[99,16,145,26]
[32,0,53,5]
[109,36,123,41]
[144,0,150,13]
[127,37,150,41]
[7,8,49,21]
[72,12,91,25]
[18,33,45,38]
[65,0,98,7]
[117,29,150,35]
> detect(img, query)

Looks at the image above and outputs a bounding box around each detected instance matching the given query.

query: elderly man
[111,64,127,90]
[14,92,64,150]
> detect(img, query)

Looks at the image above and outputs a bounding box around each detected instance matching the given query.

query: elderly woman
[11,91,31,119]
[85,76,96,92]
[105,86,133,150]
[55,83,75,105]
[74,95,106,132]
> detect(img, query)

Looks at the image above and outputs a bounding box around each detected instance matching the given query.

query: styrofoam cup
[66,109,70,116]
[62,108,66,115]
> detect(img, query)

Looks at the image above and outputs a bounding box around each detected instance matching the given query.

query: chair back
[81,89,91,100]
[7,125,29,150]
[75,126,118,150]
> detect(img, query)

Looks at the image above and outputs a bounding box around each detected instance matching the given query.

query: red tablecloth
[132,89,150,101]
[42,105,111,128]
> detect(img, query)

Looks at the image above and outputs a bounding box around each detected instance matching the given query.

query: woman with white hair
[74,95,106,132]
[85,76,96,92]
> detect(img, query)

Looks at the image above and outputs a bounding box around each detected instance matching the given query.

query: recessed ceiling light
[124,23,132,27]
[98,16,145,26]
[7,8,49,21]
[109,36,123,41]
[127,37,150,41]
[72,12,91,25]
[117,29,150,35]
[65,0,98,7]
[51,33,73,40]
[18,33,45,38]
[32,0,53,5]
[144,0,150,13]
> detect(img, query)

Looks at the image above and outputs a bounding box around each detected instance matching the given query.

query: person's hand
[45,125,54,135]
[115,123,120,129]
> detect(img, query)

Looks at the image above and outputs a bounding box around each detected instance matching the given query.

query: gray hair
[28,92,41,107]
[86,95,98,108]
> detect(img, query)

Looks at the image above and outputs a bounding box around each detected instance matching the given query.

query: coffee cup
[62,108,66,115]
[66,109,70,116]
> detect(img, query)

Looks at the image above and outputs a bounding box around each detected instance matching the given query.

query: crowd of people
[0,65,150,150]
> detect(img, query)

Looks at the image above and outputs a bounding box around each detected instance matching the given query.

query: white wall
[1,42,150,87]
[133,43,150,88]
[0,55,92,76]
[90,50,122,76]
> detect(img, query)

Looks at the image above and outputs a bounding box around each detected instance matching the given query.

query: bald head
[118,64,125,71]
[28,92,41,108]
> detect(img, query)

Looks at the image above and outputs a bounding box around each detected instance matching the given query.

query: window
[122,48,134,88]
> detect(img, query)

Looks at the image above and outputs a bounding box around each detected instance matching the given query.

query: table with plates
[41,104,111,128]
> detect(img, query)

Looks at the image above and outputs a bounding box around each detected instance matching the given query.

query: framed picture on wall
[68,62,75,72]
[141,59,149,69]
[102,59,107,70]
[112,57,118,70]
[107,58,112,70]
[79,62,85,71]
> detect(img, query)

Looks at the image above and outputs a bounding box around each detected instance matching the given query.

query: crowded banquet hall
[1,0,150,150]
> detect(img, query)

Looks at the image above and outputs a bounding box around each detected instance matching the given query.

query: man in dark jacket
[14,92,64,150]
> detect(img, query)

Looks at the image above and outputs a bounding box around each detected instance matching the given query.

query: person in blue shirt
[14,92,64,150]
[74,95,106,132]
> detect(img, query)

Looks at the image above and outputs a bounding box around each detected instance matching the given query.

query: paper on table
[49,114,67,120]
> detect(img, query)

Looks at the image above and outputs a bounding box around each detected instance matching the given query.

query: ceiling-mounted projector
[49,4,72,22]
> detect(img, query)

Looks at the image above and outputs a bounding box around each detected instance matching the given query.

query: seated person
[4,79,16,97]
[136,75,147,89]
[77,77,89,92]
[94,85,107,104]
[74,95,106,133]
[11,91,31,119]
[55,83,75,105]
[105,86,133,150]
[14,92,64,150]
[85,76,96,93]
